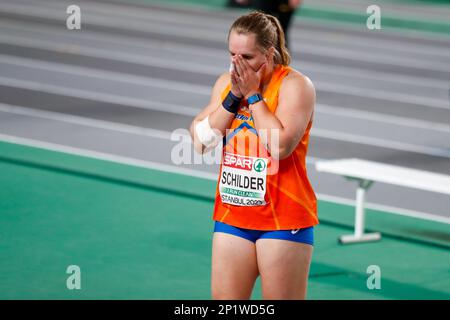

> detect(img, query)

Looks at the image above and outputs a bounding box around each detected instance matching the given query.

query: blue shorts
[213,221,314,246]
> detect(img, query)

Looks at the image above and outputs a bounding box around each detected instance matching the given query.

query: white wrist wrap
[195,115,222,148]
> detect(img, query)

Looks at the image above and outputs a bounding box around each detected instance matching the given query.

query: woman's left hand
[233,55,266,99]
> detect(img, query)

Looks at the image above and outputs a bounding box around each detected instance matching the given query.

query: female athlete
[189,11,318,300]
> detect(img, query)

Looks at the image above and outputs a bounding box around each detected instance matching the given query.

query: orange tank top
[212,64,319,230]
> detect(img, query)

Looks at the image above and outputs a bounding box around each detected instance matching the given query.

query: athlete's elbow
[279,148,293,160]
[191,116,223,154]
[193,141,205,155]
[270,145,293,160]
[189,119,198,142]
[188,120,202,154]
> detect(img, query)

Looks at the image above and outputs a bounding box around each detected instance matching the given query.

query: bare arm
[189,72,236,154]
[249,73,315,159]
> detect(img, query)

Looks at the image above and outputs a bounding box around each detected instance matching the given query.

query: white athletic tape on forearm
[195,115,222,148]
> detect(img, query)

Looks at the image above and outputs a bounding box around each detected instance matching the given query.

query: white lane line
[315,82,450,110]
[2,20,449,90]
[1,37,449,110]
[0,76,204,116]
[0,103,173,140]
[3,49,450,121]
[313,128,450,159]
[22,0,450,33]
[0,62,211,97]
[1,1,450,72]
[1,99,449,159]
[4,34,450,111]
[0,34,226,76]
[295,42,450,72]
[299,60,450,91]
[290,28,450,60]
[0,132,448,225]
[0,103,319,165]
[2,54,450,133]
[0,19,226,60]
[0,133,218,181]
[20,0,233,32]
[316,193,450,225]
[6,47,450,133]
[2,53,450,133]
[32,0,450,59]
[316,104,450,134]
[0,56,204,116]
[4,54,450,136]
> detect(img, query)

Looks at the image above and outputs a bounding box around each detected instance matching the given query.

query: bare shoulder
[213,72,231,94]
[281,68,315,95]
[217,71,231,84]
[278,68,316,117]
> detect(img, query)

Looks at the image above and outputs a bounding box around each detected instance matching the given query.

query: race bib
[219,152,268,206]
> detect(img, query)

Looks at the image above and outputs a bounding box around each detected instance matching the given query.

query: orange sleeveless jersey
[212,64,319,230]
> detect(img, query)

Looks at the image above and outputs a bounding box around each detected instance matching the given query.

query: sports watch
[247,93,263,105]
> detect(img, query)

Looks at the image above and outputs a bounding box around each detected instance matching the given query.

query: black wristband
[222,91,242,113]
[228,90,242,102]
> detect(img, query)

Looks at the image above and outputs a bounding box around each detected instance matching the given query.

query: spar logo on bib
[223,153,267,172]
[223,153,252,171]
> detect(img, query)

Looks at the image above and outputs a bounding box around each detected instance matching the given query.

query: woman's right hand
[230,63,243,98]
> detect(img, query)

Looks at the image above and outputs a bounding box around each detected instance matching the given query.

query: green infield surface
[0,140,449,300]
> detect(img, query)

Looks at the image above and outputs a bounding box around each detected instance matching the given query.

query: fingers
[230,70,238,85]
[239,56,252,71]
[234,70,243,88]
[256,62,267,78]
[235,55,258,77]
[236,55,254,77]
[233,56,245,78]
[230,71,235,82]
[231,55,265,97]
[230,69,243,98]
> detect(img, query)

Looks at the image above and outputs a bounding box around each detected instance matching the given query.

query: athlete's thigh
[211,232,259,300]
[256,239,313,300]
